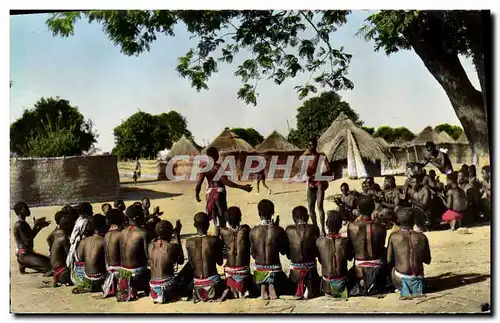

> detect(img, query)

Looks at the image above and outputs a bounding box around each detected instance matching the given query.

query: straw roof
[317,112,391,162]
[374,137,390,148]
[391,138,409,148]
[167,135,200,158]
[437,131,456,144]
[201,127,255,154]
[456,132,470,145]
[256,131,301,153]
[410,126,455,146]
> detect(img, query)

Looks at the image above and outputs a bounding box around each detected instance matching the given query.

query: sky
[10,11,481,152]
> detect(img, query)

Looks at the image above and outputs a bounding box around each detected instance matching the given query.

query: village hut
[383,138,415,175]
[256,130,304,179]
[158,135,200,180]
[317,112,391,179]
[450,132,473,165]
[409,126,454,161]
[202,128,255,180]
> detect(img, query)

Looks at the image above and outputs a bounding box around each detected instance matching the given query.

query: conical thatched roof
[201,127,255,154]
[410,126,453,146]
[256,131,301,153]
[456,132,469,145]
[167,135,200,158]
[317,112,390,162]
[374,137,390,148]
[391,138,409,147]
[437,131,456,144]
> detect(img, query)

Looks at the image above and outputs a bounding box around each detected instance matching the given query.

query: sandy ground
[10,177,491,314]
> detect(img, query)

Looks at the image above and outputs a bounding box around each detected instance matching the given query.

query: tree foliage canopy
[10,97,97,157]
[373,125,415,143]
[112,110,192,159]
[229,127,264,147]
[46,10,353,106]
[287,91,362,148]
[435,123,463,140]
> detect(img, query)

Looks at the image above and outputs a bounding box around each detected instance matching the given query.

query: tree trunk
[411,29,489,159]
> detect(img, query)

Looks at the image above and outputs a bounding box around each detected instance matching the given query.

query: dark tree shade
[373,125,415,143]
[10,97,97,157]
[230,128,264,147]
[435,123,463,140]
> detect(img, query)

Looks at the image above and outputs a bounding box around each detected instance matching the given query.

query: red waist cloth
[442,210,464,222]
[53,266,67,285]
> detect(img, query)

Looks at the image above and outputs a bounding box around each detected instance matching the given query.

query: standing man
[422,141,453,175]
[195,147,252,235]
[305,138,331,236]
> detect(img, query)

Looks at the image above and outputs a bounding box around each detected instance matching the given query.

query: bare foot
[269,284,279,300]
[260,285,270,300]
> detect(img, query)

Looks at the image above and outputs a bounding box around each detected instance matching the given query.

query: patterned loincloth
[193,274,221,302]
[82,272,105,292]
[71,261,86,286]
[351,259,385,296]
[149,276,177,304]
[442,209,463,222]
[102,265,120,297]
[224,266,250,294]
[290,262,316,298]
[254,264,283,285]
[117,266,149,302]
[322,276,348,299]
[206,187,225,221]
[395,270,424,298]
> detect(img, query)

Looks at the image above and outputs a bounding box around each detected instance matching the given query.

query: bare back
[104,230,121,267]
[220,225,251,267]
[148,240,183,280]
[447,187,467,211]
[119,226,149,268]
[186,236,223,278]
[250,224,288,266]
[387,230,431,276]
[81,234,106,275]
[50,230,70,269]
[285,224,319,263]
[347,220,386,261]
[316,236,353,277]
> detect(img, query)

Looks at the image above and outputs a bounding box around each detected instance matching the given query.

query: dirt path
[10,178,491,313]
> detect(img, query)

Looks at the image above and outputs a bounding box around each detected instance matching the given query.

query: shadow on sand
[118,186,183,201]
[425,272,490,293]
[120,179,160,185]
[272,189,303,196]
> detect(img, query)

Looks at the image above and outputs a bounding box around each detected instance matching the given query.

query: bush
[25,119,82,157]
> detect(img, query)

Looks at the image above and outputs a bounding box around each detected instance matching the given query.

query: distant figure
[305,138,332,236]
[316,211,353,299]
[133,171,138,185]
[195,147,252,236]
[148,220,193,304]
[347,195,389,296]
[185,212,225,303]
[102,209,124,297]
[117,205,152,302]
[135,158,141,178]
[250,199,288,300]
[387,208,431,299]
[255,163,272,195]
[480,166,491,222]
[443,173,467,230]
[285,206,321,299]
[457,169,481,226]
[422,141,453,175]
[113,200,126,213]
[72,214,107,294]
[334,183,358,221]
[50,214,73,287]
[407,176,431,232]
[219,207,252,300]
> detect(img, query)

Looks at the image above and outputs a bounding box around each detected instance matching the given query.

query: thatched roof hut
[317,112,390,178]
[201,128,255,155]
[456,132,469,145]
[410,126,454,146]
[374,137,390,148]
[167,135,200,158]
[391,138,409,148]
[318,112,390,162]
[256,131,301,153]
[437,131,456,144]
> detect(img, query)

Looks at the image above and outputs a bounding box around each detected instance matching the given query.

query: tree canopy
[112,110,192,159]
[435,123,463,141]
[287,91,362,148]
[229,127,264,147]
[10,97,97,157]
[373,125,415,143]
[45,10,490,156]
